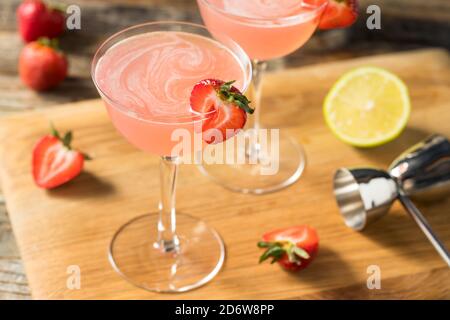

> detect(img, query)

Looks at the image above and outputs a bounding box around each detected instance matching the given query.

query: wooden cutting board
[0,49,449,299]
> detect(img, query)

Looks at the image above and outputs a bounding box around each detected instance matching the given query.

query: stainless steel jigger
[333,135,450,267]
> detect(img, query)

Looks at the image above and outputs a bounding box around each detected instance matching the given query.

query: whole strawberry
[19,38,68,91]
[17,0,65,43]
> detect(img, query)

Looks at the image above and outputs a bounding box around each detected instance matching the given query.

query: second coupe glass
[197,0,328,194]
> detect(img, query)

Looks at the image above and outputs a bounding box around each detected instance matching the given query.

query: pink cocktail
[197,0,328,194]
[92,22,251,293]
[95,31,248,156]
[198,0,323,60]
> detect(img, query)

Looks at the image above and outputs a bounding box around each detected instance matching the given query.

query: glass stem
[157,156,180,253]
[251,60,267,133]
[247,60,267,156]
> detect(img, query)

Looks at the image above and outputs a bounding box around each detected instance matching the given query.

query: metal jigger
[333,135,450,267]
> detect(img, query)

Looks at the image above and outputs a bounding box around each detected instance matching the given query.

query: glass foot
[109,213,225,293]
[198,131,306,194]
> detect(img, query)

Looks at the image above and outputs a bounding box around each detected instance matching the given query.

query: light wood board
[0,49,449,299]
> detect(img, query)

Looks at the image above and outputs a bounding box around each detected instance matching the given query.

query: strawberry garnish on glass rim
[190,79,254,144]
[32,124,91,189]
[305,0,359,30]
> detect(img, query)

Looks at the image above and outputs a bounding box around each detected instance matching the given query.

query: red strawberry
[19,38,68,91]
[258,225,319,272]
[33,125,90,189]
[190,79,253,144]
[17,0,65,43]
[306,0,359,30]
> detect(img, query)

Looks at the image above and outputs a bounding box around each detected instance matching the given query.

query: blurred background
[0,0,449,113]
[0,0,449,299]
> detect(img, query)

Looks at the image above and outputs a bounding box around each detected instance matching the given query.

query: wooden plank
[0,196,31,300]
[0,49,448,299]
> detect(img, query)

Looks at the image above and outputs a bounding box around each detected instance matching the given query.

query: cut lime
[323,67,411,148]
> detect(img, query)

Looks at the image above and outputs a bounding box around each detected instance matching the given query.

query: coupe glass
[197,0,328,194]
[91,21,252,292]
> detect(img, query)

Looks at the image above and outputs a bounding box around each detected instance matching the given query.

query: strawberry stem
[47,2,67,13]
[37,37,60,51]
[258,240,310,265]
[218,81,254,114]
[48,123,92,160]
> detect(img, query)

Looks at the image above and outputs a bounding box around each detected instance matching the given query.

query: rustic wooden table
[0,0,448,299]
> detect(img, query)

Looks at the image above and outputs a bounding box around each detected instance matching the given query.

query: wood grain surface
[0,195,30,299]
[0,49,448,299]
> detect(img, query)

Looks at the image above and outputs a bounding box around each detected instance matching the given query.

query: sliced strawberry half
[190,79,254,144]
[258,225,319,272]
[32,125,90,189]
[306,0,359,30]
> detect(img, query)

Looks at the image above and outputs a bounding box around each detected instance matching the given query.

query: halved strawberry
[190,79,253,144]
[306,0,359,30]
[32,125,90,189]
[258,225,319,272]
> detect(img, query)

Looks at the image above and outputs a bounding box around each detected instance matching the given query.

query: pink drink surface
[95,31,247,156]
[198,0,325,60]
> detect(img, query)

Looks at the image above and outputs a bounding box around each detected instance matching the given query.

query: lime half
[324,67,411,147]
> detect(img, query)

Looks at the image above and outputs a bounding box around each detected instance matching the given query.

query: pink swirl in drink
[94,31,247,155]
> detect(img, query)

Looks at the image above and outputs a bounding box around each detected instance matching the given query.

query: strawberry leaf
[62,131,73,149]
[287,248,301,265]
[259,243,285,263]
[218,80,254,114]
[50,122,61,139]
[257,241,271,248]
[293,246,310,260]
[82,153,92,161]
